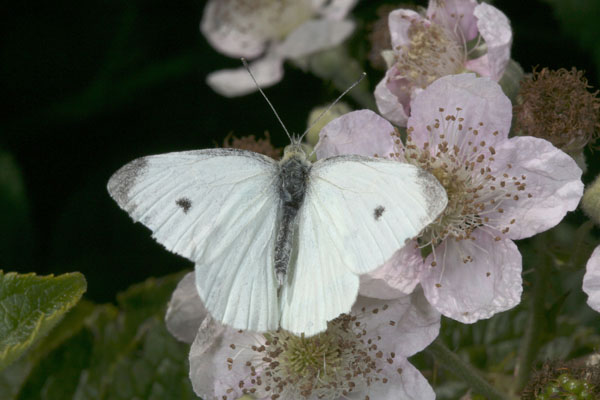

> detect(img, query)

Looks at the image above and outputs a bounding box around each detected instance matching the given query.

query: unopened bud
[582,175,600,226]
[305,102,352,146]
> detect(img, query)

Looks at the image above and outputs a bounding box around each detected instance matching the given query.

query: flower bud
[305,102,352,146]
[582,175,600,226]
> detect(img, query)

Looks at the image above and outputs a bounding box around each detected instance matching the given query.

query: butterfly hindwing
[280,155,447,335]
[108,148,281,331]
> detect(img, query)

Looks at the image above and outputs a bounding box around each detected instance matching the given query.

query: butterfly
[107,66,447,336]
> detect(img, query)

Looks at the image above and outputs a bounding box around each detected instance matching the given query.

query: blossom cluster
[162,0,599,399]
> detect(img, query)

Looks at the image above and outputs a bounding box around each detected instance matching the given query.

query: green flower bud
[305,102,352,146]
[582,175,600,226]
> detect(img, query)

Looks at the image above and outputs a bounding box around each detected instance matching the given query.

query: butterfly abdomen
[274,154,311,286]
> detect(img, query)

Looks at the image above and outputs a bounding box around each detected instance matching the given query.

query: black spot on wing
[176,197,192,213]
[374,205,385,220]
[107,157,148,206]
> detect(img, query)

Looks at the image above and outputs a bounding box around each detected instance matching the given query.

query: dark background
[2,0,598,302]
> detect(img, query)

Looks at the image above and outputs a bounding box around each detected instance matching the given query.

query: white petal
[426,0,479,42]
[583,245,600,312]
[165,272,207,344]
[375,67,410,126]
[388,9,423,49]
[317,0,357,20]
[347,358,435,400]
[189,319,263,399]
[354,290,441,358]
[489,136,584,240]
[420,230,522,323]
[360,243,423,299]
[206,56,284,97]
[315,109,398,159]
[278,19,355,59]
[474,3,512,81]
[200,0,267,58]
[407,73,512,149]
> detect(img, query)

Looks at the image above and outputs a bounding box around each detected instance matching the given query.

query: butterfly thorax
[274,146,311,287]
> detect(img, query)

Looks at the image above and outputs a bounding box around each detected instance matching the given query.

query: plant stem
[426,338,509,400]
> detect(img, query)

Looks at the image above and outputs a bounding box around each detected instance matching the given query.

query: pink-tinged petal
[317,0,358,21]
[465,54,492,77]
[360,243,423,299]
[388,9,423,49]
[426,0,478,41]
[278,19,355,59]
[354,290,440,357]
[200,0,267,59]
[474,3,512,81]
[421,230,522,323]
[206,56,284,97]
[189,319,267,399]
[488,136,583,240]
[347,358,435,400]
[407,73,512,149]
[375,67,411,126]
[165,272,206,344]
[583,245,600,312]
[315,109,398,159]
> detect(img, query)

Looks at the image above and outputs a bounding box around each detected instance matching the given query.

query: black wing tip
[107,157,149,206]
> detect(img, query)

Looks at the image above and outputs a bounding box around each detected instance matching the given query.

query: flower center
[220,0,314,41]
[225,307,402,399]
[398,108,530,257]
[394,20,466,88]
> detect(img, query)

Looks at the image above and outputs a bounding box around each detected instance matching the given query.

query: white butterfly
[107,68,447,336]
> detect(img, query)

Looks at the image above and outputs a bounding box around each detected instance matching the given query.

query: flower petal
[474,3,512,81]
[347,358,435,400]
[426,0,479,41]
[360,243,423,299]
[278,19,355,59]
[317,0,358,21]
[165,272,206,344]
[407,73,512,149]
[375,67,411,126]
[488,136,583,240]
[189,319,263,399]
[465,54,492,77]
[388,9,423,49]
[200,0,267,58]
[315,109,398,159]
[421,230,522,323]
[583,245,600,312]
[354,289,440,357]
[206,56,284,97]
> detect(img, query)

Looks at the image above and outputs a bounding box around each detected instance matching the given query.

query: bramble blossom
[583,245,600,312]
[317,73,584,323]
[166,273,440,400]
[201,0,357,97]
[375,0,512,126]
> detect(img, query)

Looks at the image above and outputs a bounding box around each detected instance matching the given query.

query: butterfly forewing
[107,148,281,331]
[279,155,447,335]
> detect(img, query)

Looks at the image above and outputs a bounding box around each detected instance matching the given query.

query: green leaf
[0,271,87,371]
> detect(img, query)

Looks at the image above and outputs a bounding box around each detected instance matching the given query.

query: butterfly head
[281,136,308,162]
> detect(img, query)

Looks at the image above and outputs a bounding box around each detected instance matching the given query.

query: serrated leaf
[0,271,87,371]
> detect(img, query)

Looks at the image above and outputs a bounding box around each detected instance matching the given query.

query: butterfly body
[274,144,311,286]
[108,143,447,336]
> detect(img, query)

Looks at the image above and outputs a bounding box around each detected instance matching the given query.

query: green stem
[515,254,548,390]
[426,339,509,400]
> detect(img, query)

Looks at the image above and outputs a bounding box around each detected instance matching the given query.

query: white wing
[107,149,281,331]
[280,155,447,335]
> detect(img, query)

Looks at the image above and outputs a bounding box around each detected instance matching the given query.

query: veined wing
[280,155,447,335]
[107,148,281,331]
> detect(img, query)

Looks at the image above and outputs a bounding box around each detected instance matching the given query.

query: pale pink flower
[201,0,357,97]
[166,273,440,400]
[375,0,512,126]
[583,245,600,312]
[317,73,584,323]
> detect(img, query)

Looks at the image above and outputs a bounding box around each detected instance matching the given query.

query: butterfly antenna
[299,72,367,142]
[241,58,292,142]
